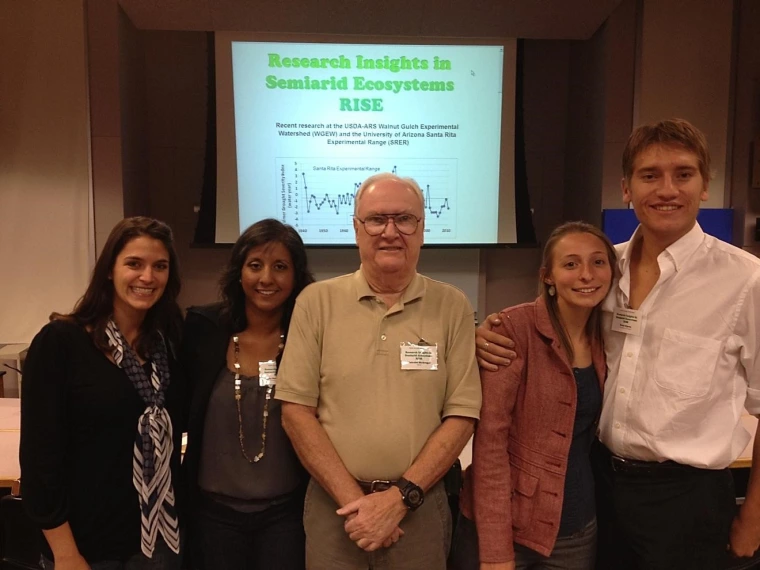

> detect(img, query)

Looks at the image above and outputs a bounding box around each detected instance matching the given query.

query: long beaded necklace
[232,333,285,463]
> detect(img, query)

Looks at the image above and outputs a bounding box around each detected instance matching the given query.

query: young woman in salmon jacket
[450,221,617,570]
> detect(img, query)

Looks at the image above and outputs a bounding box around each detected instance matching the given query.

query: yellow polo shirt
[276,269,482,481]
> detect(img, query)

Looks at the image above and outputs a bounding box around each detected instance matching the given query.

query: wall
[636,0,734,207]
[84,0,749,321]
[522,41,571,240]
[481,40,571,316]
[0,0,93,397]
[132,31,487,313]
[731,0,760,252]
[4,0,748,355]
[483,0,638,316]
[120,1,642,317]
[87,0,125,254]
[564,29,606,226]
[599,0,637,208]
[566,0,638,218]
[0,0,92,354]
[131,30,579,315]
[140,32,227,308]
[119,5,150,217]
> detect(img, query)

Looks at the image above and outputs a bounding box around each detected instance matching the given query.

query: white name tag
[611,307,642,336]
[400,342,438,370]
[259,360,277,387]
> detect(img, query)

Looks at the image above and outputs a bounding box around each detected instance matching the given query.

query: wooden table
[459,416,757,471]
[0,398,20,489]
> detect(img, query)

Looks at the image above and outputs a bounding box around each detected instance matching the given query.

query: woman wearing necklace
[20,217,185,570]
[181,219,315,569]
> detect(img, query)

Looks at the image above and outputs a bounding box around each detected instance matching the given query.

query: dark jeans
[190,492,305,570]
[448,514,596,570]
[592,440,736,570]
[41,538,181,570]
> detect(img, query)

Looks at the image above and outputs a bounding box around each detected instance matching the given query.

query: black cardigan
[20,320,186,563]
[180,303,233,505]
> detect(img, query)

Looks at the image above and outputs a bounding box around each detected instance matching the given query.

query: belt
[609,454,696,476]
[594,440,698,477]
[356,479,398,494]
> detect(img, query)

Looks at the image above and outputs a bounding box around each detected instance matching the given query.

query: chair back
[0,495,41,570]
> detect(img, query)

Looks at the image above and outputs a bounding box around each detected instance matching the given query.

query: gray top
[199,367,303,511]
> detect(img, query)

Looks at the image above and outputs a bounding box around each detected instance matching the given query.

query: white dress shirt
[599,223,760,469]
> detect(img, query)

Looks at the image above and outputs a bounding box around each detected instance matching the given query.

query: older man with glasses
[276,172,482,570]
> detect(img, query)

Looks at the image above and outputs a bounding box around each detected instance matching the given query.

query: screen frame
[214,32,517,247]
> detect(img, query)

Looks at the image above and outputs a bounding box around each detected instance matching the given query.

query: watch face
[407,488,422,505]
[397,478,424,510]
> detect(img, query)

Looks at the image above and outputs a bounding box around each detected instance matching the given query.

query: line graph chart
[277,158,457,242]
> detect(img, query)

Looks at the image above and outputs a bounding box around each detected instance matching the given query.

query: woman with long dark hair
[181,218,315,569]
[450,221,617,570]
[21,217,185,570]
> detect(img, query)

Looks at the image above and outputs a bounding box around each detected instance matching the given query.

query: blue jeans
[449,514,596,570]
[41,538,181,570]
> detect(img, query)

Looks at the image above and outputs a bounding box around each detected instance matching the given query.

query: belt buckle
[610,455,629,473]
[369,480,393,493]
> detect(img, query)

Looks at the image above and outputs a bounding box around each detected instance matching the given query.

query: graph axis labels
[277,157,458,243]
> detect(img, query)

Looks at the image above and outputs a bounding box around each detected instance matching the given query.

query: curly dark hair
[52,216,182,357]
[219,219,314,335]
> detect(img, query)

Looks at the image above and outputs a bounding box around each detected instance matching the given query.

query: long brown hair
[52,217,182,357]
[538,221,618,363]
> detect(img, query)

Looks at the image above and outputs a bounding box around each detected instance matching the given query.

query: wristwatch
[395,477,424,511]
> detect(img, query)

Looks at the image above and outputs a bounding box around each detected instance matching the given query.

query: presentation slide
[215,36,516,245]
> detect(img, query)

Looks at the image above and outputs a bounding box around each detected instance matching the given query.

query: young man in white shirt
[477,118,760,569]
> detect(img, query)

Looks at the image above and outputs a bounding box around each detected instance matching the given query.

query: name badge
[259,360,277,387]
[611,307,642,336]
[400,341,438,370]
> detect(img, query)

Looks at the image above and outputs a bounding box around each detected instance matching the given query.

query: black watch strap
[396,477,425,511]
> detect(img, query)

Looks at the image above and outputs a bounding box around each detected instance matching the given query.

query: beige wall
[481,0,639,316]
[730,0,760,252]
[0,0,92,352]
[99,1,641,315]
[599,0,637,209]
[5,0,752,334]
[120,5,150,217]
[636,0,734,207]
[87,0,125,254]
[141,32,223,309]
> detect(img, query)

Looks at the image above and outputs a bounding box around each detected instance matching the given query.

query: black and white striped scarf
[106,320,181,558]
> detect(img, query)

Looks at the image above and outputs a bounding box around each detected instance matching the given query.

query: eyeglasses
[355,213,422,236]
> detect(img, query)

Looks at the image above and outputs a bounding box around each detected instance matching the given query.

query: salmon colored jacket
[460,297,606,562]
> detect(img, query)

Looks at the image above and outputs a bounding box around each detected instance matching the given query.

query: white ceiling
[118,0,624,40]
